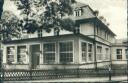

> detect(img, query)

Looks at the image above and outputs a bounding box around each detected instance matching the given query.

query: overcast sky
[4,0,127,39]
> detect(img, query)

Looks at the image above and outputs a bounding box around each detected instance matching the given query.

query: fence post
[108,67,111,81]
[29,70,32,80]
[77,68,79,78]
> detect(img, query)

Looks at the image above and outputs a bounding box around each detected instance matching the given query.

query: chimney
[94,10,99,16]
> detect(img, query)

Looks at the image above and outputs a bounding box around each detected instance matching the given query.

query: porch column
[28,45,32,69]
[93,19,97,69]
[56,42,59,64]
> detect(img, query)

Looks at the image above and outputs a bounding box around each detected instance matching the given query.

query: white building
[2,2,122,70]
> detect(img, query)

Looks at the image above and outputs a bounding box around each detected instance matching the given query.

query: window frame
[37,29,43,38]
[17,45,27,64]
[88,43,93,62]
[116,49,122,60]
[59,40,74,64]
[105,48,109,60]
[125,49,128,59]
[43,42,56,64]
[97,46,103,61]
[6,46,15,64]
[81,41,87,62]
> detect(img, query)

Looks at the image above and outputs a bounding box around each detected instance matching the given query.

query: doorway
[30,44,40,69]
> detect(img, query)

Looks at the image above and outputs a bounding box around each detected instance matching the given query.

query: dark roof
[73,2,88,8]
[95,17,116,36]
[71,2,116,36]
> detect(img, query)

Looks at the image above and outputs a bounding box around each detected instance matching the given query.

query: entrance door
[30,44,40,69]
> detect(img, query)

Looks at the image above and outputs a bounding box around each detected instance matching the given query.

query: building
[111,39,127,68]
[2,2,117,70]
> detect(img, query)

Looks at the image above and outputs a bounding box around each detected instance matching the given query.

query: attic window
[74,9,82,17]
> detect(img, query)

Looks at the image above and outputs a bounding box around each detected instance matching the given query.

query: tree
[13,0,76,33]
[0,11,21,40]
[0,0,4,19]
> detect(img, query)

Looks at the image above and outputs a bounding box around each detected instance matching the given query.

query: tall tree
[13,0,76,33]
[0,11,21,40]
[0,0,4,19]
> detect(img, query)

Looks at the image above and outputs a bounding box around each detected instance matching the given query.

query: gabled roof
[70,2,96,20]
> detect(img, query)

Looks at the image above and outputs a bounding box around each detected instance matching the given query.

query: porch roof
[3,34,94,44]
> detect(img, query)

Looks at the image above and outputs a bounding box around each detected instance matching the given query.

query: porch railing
[0,68,127,81]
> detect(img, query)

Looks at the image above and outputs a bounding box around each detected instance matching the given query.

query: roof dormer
[74,8,83,17]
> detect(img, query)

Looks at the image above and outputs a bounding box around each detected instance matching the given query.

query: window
[88,44,93,61]
[75,11,79,16]
[43,43,55,64]
[116,49,122,59]
[81,42,87,62]
[97,46,102,60]
[125,49,128,59]
[7,46,15,64]
[59,42,73,63]
[74,27,80,34]
[105,48,109,60]
[54,28,59,36]
[105,31,107,39]
[37,29,42,37]
[75,9,82,17]
[96,27,99,35]
[17,46,27,64]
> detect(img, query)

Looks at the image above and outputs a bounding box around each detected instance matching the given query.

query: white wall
[20,29,73,39]
[111,46,127,61]
[80,23,94,36]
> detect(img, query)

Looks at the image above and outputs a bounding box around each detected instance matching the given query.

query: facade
[111,39,127,65]
[2,2,121,70]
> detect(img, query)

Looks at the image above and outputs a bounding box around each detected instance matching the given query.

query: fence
[0,68,127,81]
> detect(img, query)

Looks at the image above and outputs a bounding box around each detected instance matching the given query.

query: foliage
[14,0,76,33]
[0,11,21,40]
[0,0,4,19]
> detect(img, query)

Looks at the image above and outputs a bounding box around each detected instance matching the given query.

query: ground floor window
[59,41,73,63]
[43,43,56,64]
[7,46,15,64]
[97,46,102,60]
[88,44,93,61]
[116,49,122,59]
[81,42,87,62]
[17,46,27,64]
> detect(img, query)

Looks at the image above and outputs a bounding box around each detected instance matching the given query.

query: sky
[3,0,127,39]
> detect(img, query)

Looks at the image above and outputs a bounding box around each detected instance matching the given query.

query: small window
[7,46,15,64]
[75,9,82,17]
[81,42,87,62]
[88,44,93,61]
[37,29,42,37]
[74,27,80,34]
[17,46,27,64]
[116,49,122,60]
[59,41,73,63]
[43,43,56,64]
[54,28,59,36]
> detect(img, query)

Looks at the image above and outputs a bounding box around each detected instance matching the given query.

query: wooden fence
[0,69,127,81]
